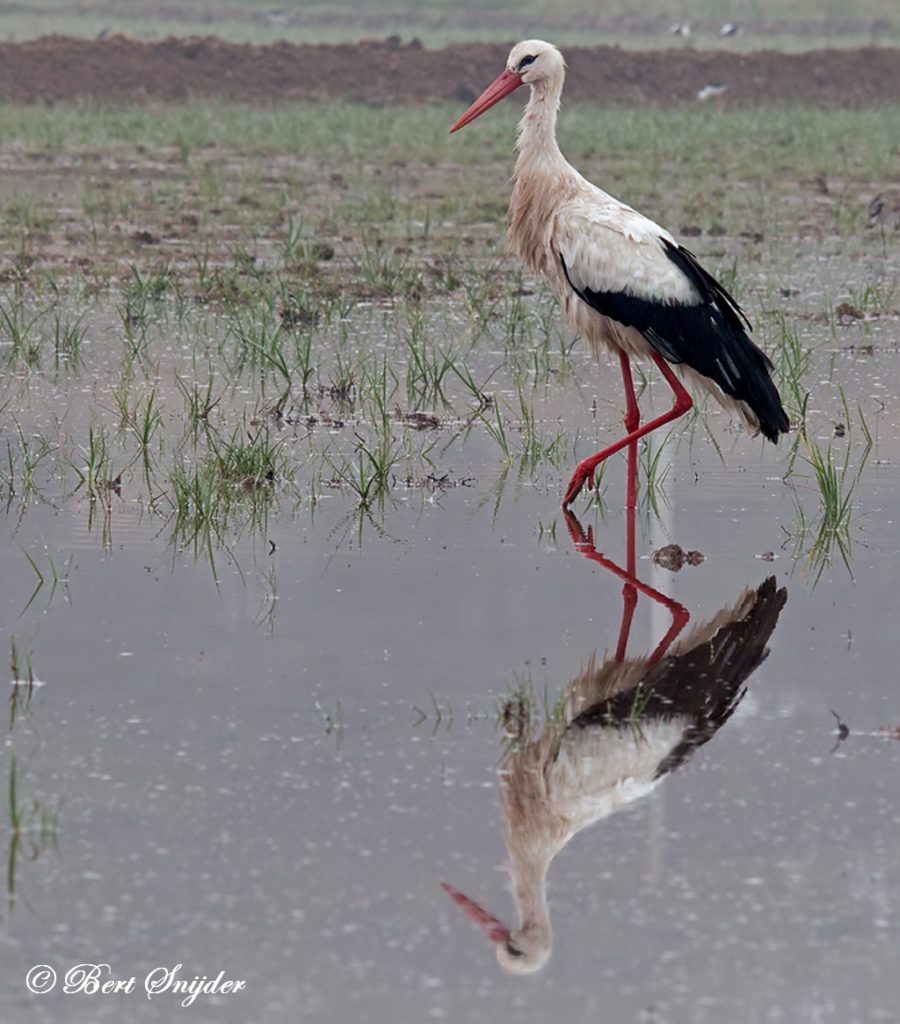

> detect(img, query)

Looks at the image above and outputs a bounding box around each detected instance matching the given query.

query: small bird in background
[697,81,728,102]
[451,41,789,508]
[866,189,900,230]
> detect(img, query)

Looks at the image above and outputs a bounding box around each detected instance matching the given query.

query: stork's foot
[562,458,599,507]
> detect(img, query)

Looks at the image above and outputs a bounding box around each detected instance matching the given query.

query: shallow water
[1,160,900,1020]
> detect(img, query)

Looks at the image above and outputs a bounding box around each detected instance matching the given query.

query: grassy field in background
[0,97,895,563]
[0,0,897,49]
[1,99,897,240]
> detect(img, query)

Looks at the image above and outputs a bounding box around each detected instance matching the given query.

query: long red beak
[450,68,523,133]
[441,881,512,943]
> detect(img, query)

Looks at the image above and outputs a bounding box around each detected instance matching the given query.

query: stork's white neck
[514,79,566,178]
[508,76,574,273]
[508,836,555,949]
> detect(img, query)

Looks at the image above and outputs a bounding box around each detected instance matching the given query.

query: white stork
[451,40,790,507]
[442,524,788,973]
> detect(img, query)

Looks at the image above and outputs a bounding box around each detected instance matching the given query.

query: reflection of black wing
[571,577,787,776]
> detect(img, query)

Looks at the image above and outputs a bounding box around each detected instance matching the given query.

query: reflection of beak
[441,882,512,944]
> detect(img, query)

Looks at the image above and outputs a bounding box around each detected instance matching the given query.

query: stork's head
[506,39,565,87]
[450,40,565,133]
[441,881,552,974]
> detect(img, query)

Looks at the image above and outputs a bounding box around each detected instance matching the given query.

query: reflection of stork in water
[442,509,787,973]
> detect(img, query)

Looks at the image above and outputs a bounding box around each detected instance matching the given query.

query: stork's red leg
[562,352,692,508]
[619,351,641,435]
[621,463,638,655]
[619,351,640,512]
[563,507,689,664]
[618,355,640,651]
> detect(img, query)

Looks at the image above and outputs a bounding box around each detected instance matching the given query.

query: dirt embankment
[0,35,898,106]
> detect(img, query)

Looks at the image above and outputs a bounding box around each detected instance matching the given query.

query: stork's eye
[517,55,537,71]
[505,942,525,958]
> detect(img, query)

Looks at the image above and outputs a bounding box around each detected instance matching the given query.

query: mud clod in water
[652,543,705,571]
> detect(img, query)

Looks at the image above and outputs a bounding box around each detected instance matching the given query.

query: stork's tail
[659,242,791,443]
[741,355,791,443]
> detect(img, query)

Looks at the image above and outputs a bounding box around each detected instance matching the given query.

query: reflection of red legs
[564,505,689,665]
[562,352,692,508]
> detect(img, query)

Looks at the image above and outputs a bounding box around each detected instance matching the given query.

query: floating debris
[399,410,441,430]
[835,302,865,322]
[398,473,474,490]
[652,544,705,571]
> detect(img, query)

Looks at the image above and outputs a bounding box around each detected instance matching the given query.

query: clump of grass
[638,434,672,515]
[4,421,55,503]
[169,459,221,547]
[790,393,872,580]
[116,384,162,455]
[320,352,418,509]
[477,400,513,462]
[71,425,113,503]
[348,233,423,300]
[209,424,284,488]
[278,211,335,273]
[794,437,855,579]
[51,310,87,371]
[774,315,812,431]
[0,299,44,368]
[847,278,898,318]
[175,369,223,443]
[167,422,289,560]
[325,429,404,510]
[515,384,567,471]
[403,310,458,407]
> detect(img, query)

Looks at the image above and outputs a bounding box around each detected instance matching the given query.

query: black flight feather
[570,577,787,777]
[559,242,790,442]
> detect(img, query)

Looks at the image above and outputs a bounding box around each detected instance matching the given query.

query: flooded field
[0,97,899,1021]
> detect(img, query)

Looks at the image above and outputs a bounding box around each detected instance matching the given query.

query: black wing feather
[560,241,790,442]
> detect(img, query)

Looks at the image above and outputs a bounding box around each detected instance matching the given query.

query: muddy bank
[0,35,898,106]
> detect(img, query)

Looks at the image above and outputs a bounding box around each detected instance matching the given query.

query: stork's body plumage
[452,41,790,506]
